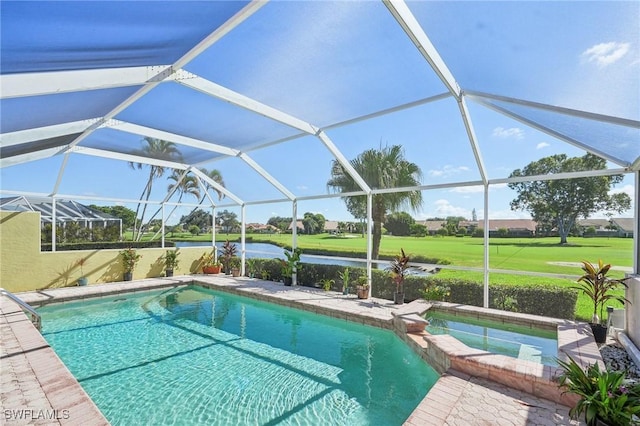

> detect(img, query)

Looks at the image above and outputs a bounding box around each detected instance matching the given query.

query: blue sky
[1,1,638,225]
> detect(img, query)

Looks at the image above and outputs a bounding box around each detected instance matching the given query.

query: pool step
[517,343,542,363]
[396,313,430,333]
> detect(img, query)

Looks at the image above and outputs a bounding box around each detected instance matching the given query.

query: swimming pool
[38,285,439,425]
[425,311,558,366]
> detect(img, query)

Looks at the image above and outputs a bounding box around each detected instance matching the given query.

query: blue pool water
[38,286,439,425]
[425,311,558,366]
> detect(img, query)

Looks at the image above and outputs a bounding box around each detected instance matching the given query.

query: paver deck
[2,276,588,425]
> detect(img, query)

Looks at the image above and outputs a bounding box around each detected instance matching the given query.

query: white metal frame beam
[176,73,318,135]
[59,1,268,154]
[72,147,189,170]
[467,93,636,167]
[0,119,100,148]
[383,0,461,98]
[104,120,239,156]
[0,66,172,99]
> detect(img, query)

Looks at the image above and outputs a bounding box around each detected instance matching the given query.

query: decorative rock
[600,342,640,386]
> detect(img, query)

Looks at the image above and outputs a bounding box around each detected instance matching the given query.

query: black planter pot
[590,323,608,344]
[394,292,405,305]
[123,271,133,281]
[283,276,293,286]
[166,269,174,277]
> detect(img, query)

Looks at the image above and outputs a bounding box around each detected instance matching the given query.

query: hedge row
[41,241,175,251]
[245,260,577,320]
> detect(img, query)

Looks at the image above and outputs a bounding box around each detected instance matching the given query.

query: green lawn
[159,232,633,321]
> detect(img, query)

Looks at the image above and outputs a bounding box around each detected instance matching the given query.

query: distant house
[246,223,278,234]
[288,220,304,233]
[324,221,339,233]
[420,220,446,235]
[468,219,537,237]
[577,219,616,237]
[610,218,634,238]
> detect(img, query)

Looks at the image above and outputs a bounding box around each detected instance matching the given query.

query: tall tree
[216,210,239,234]
[327,145,423,259]
[89,205,136,229]
[384,211,415,236]
[129,137,182,241]
[302,212,325,234]
[180,209,212,230]
[508,153,630,244]
[267,216,293,233]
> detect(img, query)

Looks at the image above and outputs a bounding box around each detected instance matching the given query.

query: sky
[1,1,638,225]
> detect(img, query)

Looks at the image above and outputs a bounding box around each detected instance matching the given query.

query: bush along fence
[244,259,578,320]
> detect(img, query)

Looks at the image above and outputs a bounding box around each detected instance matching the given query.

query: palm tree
[179,168,226,232]
[146,170,201,241]
[197,168,225,201]
[327,145,422,259]
[129,137,182,241]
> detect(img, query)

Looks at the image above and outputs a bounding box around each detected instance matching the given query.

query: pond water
[175,241,383,269]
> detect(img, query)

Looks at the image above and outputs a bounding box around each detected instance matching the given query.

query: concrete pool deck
[2,276,589,425]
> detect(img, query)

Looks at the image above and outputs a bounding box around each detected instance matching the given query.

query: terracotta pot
[357,286,369,299]
[203,265,221,274]
[231,268,240,277]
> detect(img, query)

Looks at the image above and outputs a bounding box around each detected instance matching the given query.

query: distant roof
[577,219,611,229]
[611,218,634,232]
[0,196,119,223]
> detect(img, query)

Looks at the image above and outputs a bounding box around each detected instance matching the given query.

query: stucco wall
[0,211,211,293]
[626,275,640,348]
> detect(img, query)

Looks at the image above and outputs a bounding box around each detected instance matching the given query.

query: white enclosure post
[241,204,246,276]
[161,203,165,249]
[367,193,373,298]
[483,185,490,308]
[292,200,298,285]
[212,207,217,261]
[51,198,56,252]
[635,171,639,275]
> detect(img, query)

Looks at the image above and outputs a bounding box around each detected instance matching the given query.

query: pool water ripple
[38,286,438,425]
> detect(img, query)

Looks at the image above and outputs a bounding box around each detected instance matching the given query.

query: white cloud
[492,127,524,140]
[582,42,630,67]
[433,199,471,217]
[449,183,507,194]
[296,185,308,190]
[536,142,550,149]
[428,165,470,178]
[485,209,532,220]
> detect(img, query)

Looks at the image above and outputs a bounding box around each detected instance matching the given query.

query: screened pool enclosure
[1,1,639,304]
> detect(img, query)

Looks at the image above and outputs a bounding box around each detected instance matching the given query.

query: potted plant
[387,248,411,305]
[319,277,334,292]
[338,267,350,295]
[230,257,241,277]
[571,259,630,344]
[163,249,180,277]
[557,356,640,425]
[280,248,302,286]
[221,240,237,275]
[120,248,141,281]
[246,258,258,278]
[76,257,88,286]
[201,252,221,274]
[356,275,369,299]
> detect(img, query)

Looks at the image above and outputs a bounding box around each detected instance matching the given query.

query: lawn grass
[160,231,633,321]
